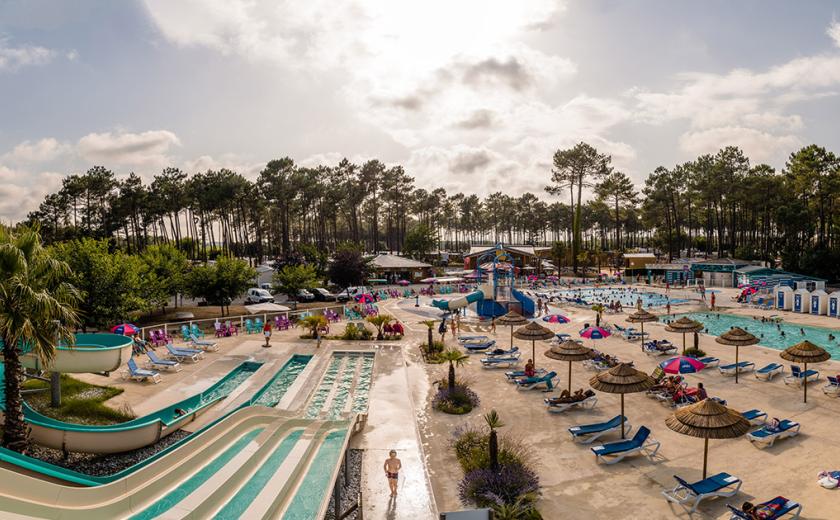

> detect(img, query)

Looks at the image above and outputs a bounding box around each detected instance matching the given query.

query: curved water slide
[19,333,134,374]
[0,360,262,454]
[432,283,494,312]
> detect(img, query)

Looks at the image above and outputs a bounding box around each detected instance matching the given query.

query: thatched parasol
[780,340,831,403]
[545,341,595,393]
[665,316,704,354]
[715,327,758,384]
[665,398,751,478]
[496,311,529,349]
[590,363,656,439]
[626,308,658,341]
[513,321,555,369]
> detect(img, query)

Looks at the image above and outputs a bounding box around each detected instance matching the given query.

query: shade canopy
[579,326,611,339]
[715,327,759,347]
[246,303,292,314]
[497,311,529,327]
[664,316,704,334]
[513,321,555,341]
[626,308,658,324]
[544,341,595,362]
[589,363,656,394]
[542,314,571,324]
[780,340,831,364]
[665,398,751,440]
[659,356,705,374]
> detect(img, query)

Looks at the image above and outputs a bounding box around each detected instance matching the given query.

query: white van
[337,286,371,302]
[245,288,275,304]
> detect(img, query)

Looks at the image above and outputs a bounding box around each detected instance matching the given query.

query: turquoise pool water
[212,429,304,519]
[666,312,840,356]
[281,429,348,520]
[252,355,312,408]
[130,427,265,520]
[199,364,260,405]
[305,353,375,420]
[551,287,686,308]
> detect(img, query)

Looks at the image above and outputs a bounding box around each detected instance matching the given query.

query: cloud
[462,57,533,91]
[679,127,801,165]
[0,166,63,221]
[77,130,181,168]
[0,38,77,72]
[182,153,263,179]
[1,138,72,164]
[454,110,496,130]
[828,20,840,48]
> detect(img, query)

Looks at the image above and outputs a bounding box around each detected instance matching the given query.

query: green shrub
[337,322,374,341]
[451,425,532,474]
[684,347,706,358]
[22,374,134,425]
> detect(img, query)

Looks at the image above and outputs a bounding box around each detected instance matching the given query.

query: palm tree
[366,314,393,340]
[438,349,468,392]
[0,225,80,453]
[420,320,436,350]
[591,303,605,327]
[299,315,328,339]
[484,409,505,472]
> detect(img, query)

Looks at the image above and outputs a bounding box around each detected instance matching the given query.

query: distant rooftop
[369,254,432,269]
[466,245,536,257]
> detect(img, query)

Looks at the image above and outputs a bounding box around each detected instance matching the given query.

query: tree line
[23,142,840,281]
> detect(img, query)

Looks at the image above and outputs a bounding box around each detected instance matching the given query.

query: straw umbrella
[626,307,657,342]
[590,363,655,439]
[665,316,704,354]
[496,311,529,349]
[513,321,555,370]
[780,340,830,403]
[715,327,758,384]
[665,399,750,479]
[545,340,595,393]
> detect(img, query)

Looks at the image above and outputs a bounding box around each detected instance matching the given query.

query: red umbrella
[397,280,410,286]
[111,323,140,335]
[659,356,705,374]
[355,294,374,303]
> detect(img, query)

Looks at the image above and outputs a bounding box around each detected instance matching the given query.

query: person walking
[384,450,402,497]
[262,320,272,348]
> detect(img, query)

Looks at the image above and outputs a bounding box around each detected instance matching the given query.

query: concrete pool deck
[55,285,840,518]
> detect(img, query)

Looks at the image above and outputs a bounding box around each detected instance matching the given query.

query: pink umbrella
[355,294,374,303]
[542,314,571,324]
[659,356,705,374]
[579,326,611,340]
[397,280,410,286]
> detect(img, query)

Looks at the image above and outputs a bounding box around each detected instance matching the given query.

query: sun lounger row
[480,347,521,368]
[123,340,216,384]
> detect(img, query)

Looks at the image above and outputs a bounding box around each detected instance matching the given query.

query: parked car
[297,289,315,302]
[312,288,337,302]
[245,288,275,304]
[336,286,370,302]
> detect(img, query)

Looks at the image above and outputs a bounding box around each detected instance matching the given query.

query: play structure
[433,244,535,317]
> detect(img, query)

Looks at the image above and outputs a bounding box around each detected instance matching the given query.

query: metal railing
[139,304,349,340]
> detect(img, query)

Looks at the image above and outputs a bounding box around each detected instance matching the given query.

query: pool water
[199,364,261,405]
[281,429,348,520]
[550,287,686,308]
[305,352,375,420]
[666,312,840,356]
[252,355,312,408]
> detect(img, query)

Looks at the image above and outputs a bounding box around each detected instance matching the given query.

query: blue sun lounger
[481,351,521,369]
[741,409,767,425]
[662,472,742,513]
[463,340,496,354]
[189,333,219,352]
[824,375,840,396]
[504,368,547,382]
[783,365,819,386]
[146,350,181,372]
[727,496,801,519]
[458,335,488,344]
[719,361,754,375]
[124,358,161,384]
[755,363,783,381]
[568,415,630,444]
[515,371,556,391]
[699,357,719,368]
[747,420,800,448]
[486,346,519,357]
[591,426,659,464]
[166,343,203,363]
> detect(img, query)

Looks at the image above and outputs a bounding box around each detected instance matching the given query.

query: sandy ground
[70,284,840,519]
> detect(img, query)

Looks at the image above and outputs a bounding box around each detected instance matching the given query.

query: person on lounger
[766,418,781,432]
[524,359,535,378]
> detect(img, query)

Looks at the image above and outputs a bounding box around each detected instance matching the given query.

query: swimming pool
[305,352,375,420]
[666,312,840,356]
[549,288,686,308]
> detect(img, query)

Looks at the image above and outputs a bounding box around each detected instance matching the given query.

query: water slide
[18,333,134,374]
[0,361,262,454]
[0,351,369,519]
[432,283,493,312]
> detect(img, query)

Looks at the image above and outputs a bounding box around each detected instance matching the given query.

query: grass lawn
[22,375,135,425]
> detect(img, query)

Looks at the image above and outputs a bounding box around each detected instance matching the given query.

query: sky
[2,0,840,221]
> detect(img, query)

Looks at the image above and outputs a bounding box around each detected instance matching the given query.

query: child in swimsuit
[384,450,402,497]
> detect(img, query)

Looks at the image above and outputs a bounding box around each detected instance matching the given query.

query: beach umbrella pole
[703,437,709,479]
[620,394,626,439]
[532,340,536,369]
[682,332,686,355]
[735,346,739,384]
[568,361,573,393]
[510,326,514,349]
[804,362,808,403]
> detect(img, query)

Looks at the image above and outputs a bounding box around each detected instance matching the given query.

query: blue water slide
[512,288,535,317]
[432,289,484,311]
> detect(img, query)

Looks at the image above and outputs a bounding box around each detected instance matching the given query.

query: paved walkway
[352,342,436,519]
